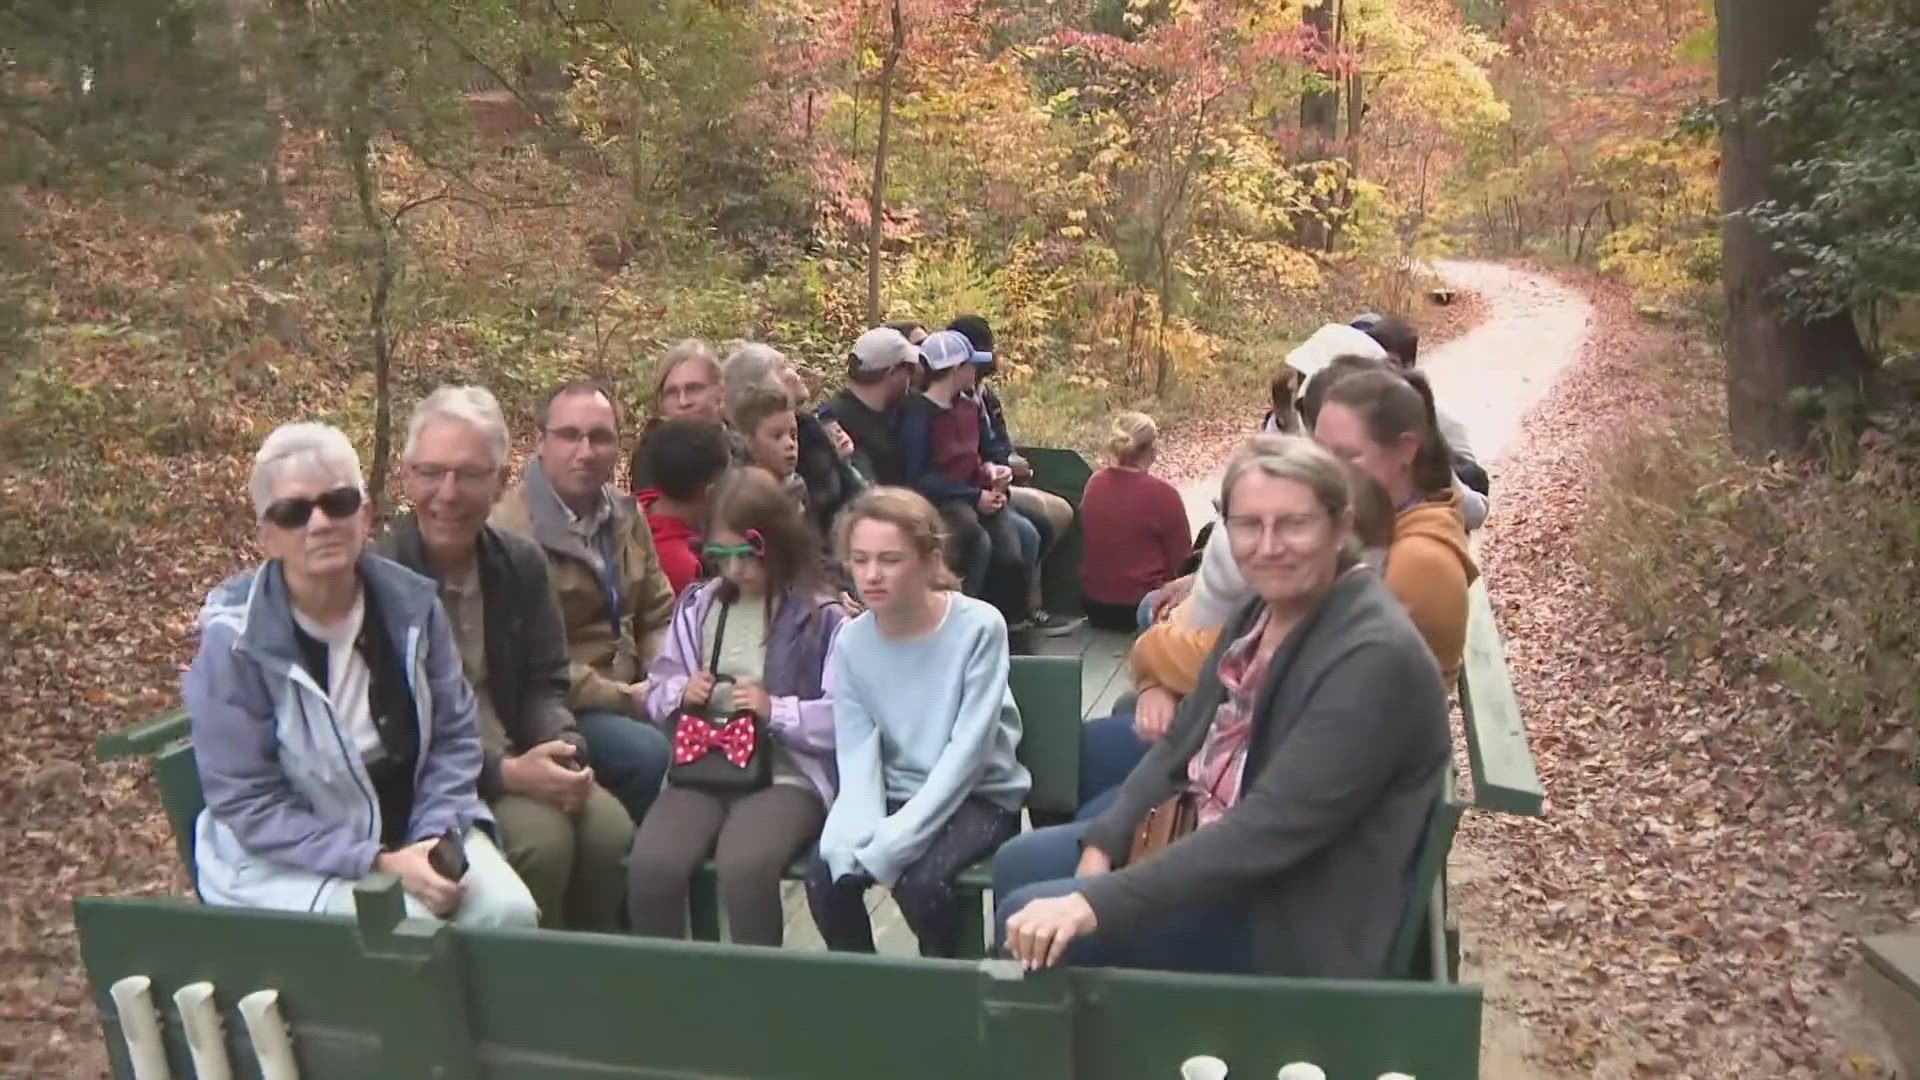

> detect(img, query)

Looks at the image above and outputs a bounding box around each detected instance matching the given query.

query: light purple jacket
[644,579,845,803]
[185,554,489,914]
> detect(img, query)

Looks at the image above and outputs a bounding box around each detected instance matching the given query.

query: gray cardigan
[1079,569,1450,977]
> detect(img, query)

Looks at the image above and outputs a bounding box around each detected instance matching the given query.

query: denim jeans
[1136,589,1162,630]
[574,711,670,825]
[1077,710,1152,809]
[990,817,1253,974]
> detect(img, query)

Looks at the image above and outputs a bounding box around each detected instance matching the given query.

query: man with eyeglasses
[379,386,635,930]
[492,379,676,830]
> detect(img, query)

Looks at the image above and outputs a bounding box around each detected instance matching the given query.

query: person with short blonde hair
[1078,411,1191,633]
[189,421,537,927]
[807,486,1028,957]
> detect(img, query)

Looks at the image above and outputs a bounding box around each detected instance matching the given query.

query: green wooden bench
[96,654,1085,958]
[74,879,1485,1079]
[685,653,1084,956]
[1016,444,1093,618]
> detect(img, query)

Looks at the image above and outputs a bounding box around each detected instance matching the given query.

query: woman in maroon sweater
[1078,412,1193,631]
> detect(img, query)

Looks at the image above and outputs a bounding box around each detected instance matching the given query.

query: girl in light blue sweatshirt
[806,487,1030,957]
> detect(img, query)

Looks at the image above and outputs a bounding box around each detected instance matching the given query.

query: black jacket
[821,388,903,486]
[376,517,586,800]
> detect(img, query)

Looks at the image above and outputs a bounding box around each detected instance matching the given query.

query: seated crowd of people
[185,309,1489,979]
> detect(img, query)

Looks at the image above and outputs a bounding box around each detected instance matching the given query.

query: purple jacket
[645,579,846,802]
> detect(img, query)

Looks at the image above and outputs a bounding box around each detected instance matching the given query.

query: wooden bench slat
[1863,932,1920,999]
[1458,580,1544,816]
[95,710,190,761]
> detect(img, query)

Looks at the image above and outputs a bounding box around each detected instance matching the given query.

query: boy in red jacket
[632,417,733,596]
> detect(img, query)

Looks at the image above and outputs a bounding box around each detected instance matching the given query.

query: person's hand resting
[626,679,652,718]
[376,839,464,917]
[502,740,594,813]
[977,488,1007,514]
[733,679,772,718]
[1150,575,1194,623]
[682,670,718,709]
[1074,845,1112,878]
[1132,685,1179,743]
[1004,892,1099,970]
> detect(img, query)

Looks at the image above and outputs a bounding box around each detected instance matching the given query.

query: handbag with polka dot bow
[666,599,772,793]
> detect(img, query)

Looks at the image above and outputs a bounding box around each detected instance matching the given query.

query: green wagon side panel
[1458,579,1544,816]
[75,898,386,1080]
[1081,968,1483,1080]
[466,932,995,1079]
[77,894,1482,1080]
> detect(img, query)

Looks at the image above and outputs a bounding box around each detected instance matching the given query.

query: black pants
[804,796,1020,958]
[939,501,1030,624]
[1082,598,1142,633]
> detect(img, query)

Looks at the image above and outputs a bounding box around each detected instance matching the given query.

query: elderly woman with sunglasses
[184,422,538,926]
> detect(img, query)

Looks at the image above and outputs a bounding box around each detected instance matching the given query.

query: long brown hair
[833,486,960,591]
[710,466,824,604]
[1321,367,1455,496]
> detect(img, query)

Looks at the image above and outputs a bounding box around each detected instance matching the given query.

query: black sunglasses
[262,487,363,529]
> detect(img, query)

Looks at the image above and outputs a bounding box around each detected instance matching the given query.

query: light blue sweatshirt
[818,593,1030,885]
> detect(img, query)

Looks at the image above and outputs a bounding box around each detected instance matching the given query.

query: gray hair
[404,385,510,469]
[1218,434,1353,524]
[721,341,792,416]
[251,422,365,518]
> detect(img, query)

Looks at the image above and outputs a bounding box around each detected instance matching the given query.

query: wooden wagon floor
[777,622,1133,954]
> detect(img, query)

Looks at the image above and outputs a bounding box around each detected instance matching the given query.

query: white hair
[250,422,365,517]
[404,385,510,469]
[721,342,791,415]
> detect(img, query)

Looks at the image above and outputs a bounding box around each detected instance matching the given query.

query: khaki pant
[1008,485,1074,610]
[492,786,635,932]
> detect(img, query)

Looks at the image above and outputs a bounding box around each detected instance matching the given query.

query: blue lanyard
[593,524,622,637]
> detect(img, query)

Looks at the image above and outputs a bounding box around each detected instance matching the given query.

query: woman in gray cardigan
[993,435,1449,976]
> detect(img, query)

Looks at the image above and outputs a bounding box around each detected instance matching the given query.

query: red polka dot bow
[671,714,757,768]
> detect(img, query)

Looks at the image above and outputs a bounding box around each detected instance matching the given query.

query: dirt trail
[1174,258,1594,526]
[1164,262,1598,1076]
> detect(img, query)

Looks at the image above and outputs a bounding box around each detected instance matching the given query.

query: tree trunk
[865,0,904,325]
[346,95,395,517]
[1717,0,1873,456]
[1296,0,1339,250]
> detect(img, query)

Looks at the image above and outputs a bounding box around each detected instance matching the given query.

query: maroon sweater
[1079,466,1193,606]
[898,391,992,504]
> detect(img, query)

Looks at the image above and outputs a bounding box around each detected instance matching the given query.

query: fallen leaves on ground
[1458,273,1917,1077]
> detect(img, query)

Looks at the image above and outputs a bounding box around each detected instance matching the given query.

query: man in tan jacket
[492,379,676,825]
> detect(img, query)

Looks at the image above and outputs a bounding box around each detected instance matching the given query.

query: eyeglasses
[408,463,498,489]
[262,487,363,529]
[1221,512,1329,547]
[544,425,618,449]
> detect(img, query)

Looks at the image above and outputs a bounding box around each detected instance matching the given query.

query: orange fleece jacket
[1127,601,1221,696]
[1385,492,1477,687]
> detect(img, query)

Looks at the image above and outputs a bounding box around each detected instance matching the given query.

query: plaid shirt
[1186,607,1273,826]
